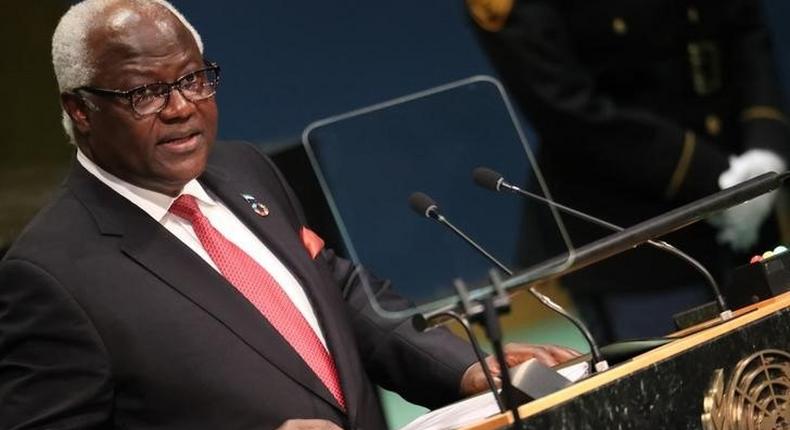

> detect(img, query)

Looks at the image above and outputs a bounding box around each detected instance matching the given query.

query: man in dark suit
[0,1,575,429]
[469,0,790,342]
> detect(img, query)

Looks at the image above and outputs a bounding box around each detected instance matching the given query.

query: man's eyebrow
[114,62,205,89]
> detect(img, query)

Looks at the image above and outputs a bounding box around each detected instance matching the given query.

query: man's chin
[143,166,207,196]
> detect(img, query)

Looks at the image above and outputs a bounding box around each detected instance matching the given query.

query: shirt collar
[76,148,217,222]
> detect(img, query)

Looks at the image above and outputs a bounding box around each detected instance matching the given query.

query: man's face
[76,7,218,196]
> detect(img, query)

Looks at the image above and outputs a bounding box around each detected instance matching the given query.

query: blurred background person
[468,0,790,343]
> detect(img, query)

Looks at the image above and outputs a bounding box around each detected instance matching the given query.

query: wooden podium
[463,293,790,430]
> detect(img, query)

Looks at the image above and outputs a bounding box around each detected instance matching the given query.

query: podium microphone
[408,192,512,274]
[472,166,732,319]
[408,191,608,371]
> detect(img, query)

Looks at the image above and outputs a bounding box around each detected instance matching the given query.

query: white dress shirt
[77,149,328,348]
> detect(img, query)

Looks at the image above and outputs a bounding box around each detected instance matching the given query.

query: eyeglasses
[75,62,220,116]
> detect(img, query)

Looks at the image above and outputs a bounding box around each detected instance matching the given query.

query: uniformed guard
[468,0,790,342]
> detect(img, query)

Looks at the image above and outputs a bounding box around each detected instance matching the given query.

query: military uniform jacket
[470,0,790,291]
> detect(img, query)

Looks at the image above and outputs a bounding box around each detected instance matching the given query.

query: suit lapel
[200,164,365,421]
[68,164,342,411]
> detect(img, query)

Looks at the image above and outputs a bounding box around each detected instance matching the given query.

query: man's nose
[159,87,195,120]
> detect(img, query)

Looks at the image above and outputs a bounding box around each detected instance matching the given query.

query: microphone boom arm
[491,171,787,296]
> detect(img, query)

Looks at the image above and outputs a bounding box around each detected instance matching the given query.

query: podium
[462,292,790,429]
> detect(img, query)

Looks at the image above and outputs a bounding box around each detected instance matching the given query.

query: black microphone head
[408,192,439,218]
[472,166,504,191]
[411,314,429,332]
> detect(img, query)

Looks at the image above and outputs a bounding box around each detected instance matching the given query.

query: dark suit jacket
[0,142,477,430]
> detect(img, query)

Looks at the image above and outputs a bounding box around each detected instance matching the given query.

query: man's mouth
[158,131,202,153]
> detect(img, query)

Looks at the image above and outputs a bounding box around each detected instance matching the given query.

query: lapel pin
[241,193,269,217]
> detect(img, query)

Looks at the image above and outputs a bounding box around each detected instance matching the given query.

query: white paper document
[399,361,589,430]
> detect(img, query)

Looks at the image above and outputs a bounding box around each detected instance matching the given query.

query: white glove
[710,149,786,251]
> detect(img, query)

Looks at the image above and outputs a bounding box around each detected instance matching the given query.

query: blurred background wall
[5,1,790,255]
[0,2,71,251]
[3,1,790,427]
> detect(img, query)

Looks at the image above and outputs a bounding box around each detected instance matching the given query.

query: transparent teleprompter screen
[302,76,575,319]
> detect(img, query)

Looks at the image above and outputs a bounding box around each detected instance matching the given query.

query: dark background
[3,0,790,255]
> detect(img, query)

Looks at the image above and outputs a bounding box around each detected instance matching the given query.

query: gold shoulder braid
[466,0,515,32]
[665,130,697,199]
[740,105,789,125]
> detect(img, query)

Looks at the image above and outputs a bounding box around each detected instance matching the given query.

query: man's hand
[276,419,343,430]
[459,343,580,396]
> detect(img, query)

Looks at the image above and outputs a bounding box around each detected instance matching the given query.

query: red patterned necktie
[169,195,345,409]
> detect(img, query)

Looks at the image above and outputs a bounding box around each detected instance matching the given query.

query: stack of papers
[399,361,589,430]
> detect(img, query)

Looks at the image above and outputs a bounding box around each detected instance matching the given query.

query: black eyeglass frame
[74,61,221,116]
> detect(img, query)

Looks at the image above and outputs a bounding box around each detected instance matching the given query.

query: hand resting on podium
[459,343,580,396]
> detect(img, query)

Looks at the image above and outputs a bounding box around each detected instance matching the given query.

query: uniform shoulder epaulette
[466,0,515,32]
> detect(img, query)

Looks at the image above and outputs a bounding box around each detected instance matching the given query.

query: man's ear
[61,92,92,135]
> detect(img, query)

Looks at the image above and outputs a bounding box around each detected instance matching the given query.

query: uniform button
[687,6,700,23]
[612,17,628,35]
[705,114,721,136]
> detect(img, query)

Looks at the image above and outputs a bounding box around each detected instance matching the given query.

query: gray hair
[52,0,204,144]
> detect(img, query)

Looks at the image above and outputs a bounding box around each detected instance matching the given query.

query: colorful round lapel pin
[241,193,269,217]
